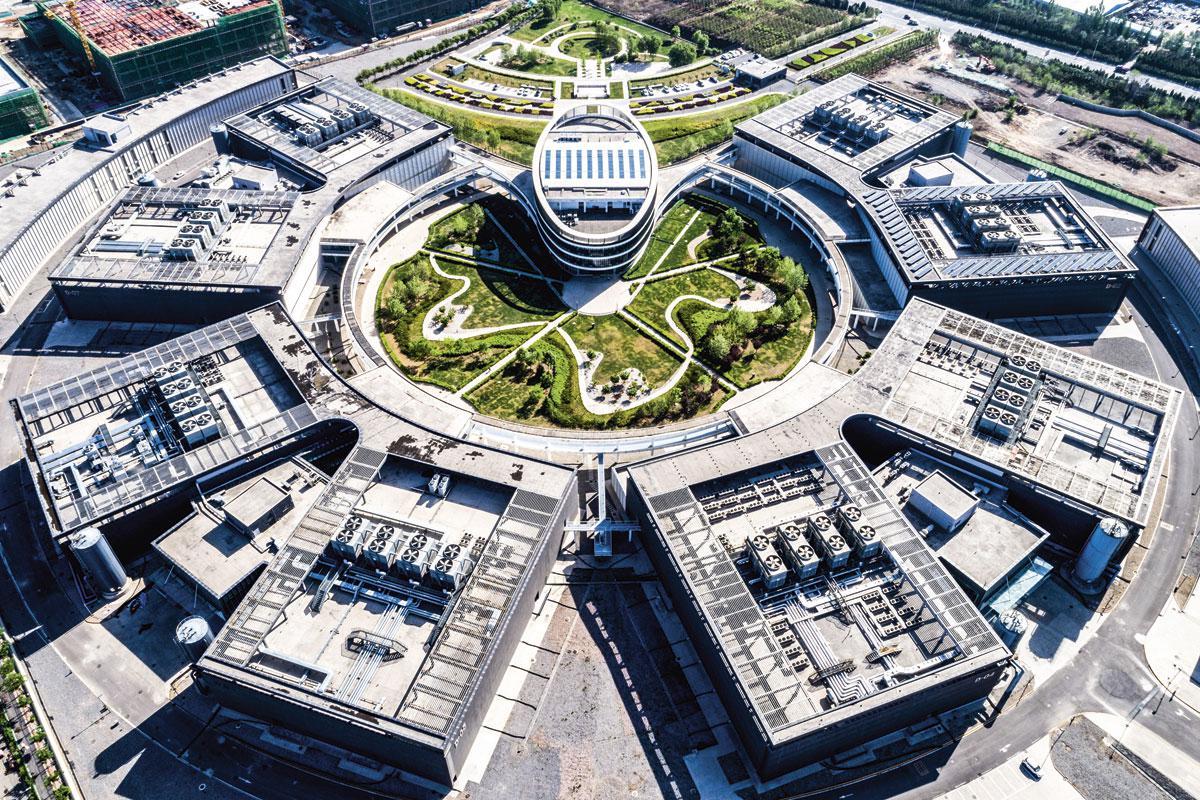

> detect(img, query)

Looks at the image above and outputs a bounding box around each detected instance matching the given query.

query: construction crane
[44,0,97,74]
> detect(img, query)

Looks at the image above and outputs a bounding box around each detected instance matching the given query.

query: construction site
[35,0,287,100]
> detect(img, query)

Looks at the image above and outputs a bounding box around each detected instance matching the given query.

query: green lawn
[456,63,555,92]
[436,257,566,328]
[676,290,815,388]
[468,328,728,429]
[374,87,546,165]
[429,204,540,269]
[516,53,579,77]
[512,0,666,43]
[628,268,740,347]
[725,295,814,387]
[626,197,703,279]
[562,313,682,388]
[643,93,790,164]
[375,255,538,392]
[631,64,720,90]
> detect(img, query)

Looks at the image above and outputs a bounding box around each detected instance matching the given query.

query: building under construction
[0,57,48,140]
[325,0,483,37]
[36,0,286,101]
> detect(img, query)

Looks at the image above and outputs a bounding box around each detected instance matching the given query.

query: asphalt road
[803,265,1200,800]
[866,0,1200,102]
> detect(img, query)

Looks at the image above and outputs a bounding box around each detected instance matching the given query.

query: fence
[1058,94,1200,147]
[984,141,1157,213]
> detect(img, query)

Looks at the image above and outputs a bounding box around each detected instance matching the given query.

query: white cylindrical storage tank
[176,616,214,662]
[952,121,972,157]
[69,527,128,600]
[1074,517,1128,585]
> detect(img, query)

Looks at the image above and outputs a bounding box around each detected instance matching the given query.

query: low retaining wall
[1057,93,1200,146]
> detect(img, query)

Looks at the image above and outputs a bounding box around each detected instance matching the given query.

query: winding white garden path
[422,254,548,341]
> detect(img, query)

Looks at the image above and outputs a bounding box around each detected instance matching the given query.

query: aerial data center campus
[0,8,1198,797]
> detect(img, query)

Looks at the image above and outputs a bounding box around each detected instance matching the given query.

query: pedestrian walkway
[941,733,1082,800]
[1143,580,1200,715]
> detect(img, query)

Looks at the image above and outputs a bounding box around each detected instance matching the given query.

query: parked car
[1020,756,1042,780]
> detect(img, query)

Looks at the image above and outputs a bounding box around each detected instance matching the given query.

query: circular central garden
[373,193,816,429]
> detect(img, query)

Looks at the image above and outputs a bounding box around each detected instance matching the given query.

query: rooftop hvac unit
[1007,356,1042,378]
[348,101,371,125]
[817,530,850,570]
[806,513,833,541]
[296,124,322,147]
[362,524,399,570]
[849,523,882,559]
[979,230,1021,252]
[394,532,431,579]
[427,543,473,590]
[330,517,366,558]
[776,526,820,579]
[161,376,195,399]
[838,505,862,524]
[427,474,451,498]
[999,371,1025,391]
[992,386,1011,405]
[330,107,354,133]
[747,534,789,590]
[978,404,1018,438]
[865,121,888,142]
[848,114,870,135]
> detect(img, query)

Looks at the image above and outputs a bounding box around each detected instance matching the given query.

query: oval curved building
[531,105,658,275]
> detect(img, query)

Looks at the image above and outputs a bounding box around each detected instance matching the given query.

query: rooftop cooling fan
[1011,396,1026,408]
[781,524,802,540]
[828,534,846,550]
[435,557,454,573]
[985,407,1001,419]
[993,388,1010,403]
[1026,360,1042,373]
[1008,355,1026,368]
[764,555,784,571]
[409,533,428,550]
[859,525,877,541]
[796,545,816,560]
[812,515,832,530]
[346,515,363,530]
[751,534,769,551]
[442,544,462,560]
[1002,371,1020,384]
[1018,376,1034,390]
[841,505,862,522]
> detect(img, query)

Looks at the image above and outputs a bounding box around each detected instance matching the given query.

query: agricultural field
[595,0,873,58]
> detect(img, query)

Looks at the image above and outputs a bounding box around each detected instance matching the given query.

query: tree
[780,258,809,293]
[538,0,561,21]
[671,25,681,39]
[667,42,696,67]
[692,30,709,53]
[637,35,661,54]
[704,329,732,363]
[711,208,745,254]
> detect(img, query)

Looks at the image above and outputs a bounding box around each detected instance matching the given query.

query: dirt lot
[872,48,1200,206]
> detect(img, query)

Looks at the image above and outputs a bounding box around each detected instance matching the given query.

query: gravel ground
[1050,716,1170,800]
[467,580,706,800]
